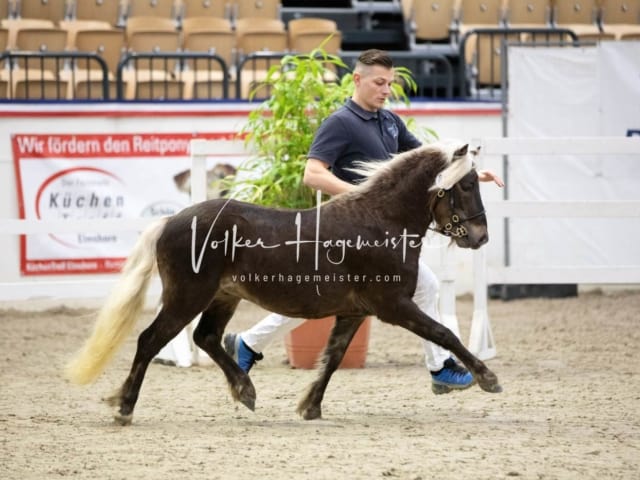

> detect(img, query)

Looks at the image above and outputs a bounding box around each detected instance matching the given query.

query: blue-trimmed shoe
[430,357,474,395]
[223,333,263,373]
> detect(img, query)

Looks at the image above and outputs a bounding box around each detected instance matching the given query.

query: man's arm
[303,158,355,196]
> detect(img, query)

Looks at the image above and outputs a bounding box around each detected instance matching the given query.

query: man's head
[353,49,395,112]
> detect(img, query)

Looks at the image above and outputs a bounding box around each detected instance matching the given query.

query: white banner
[12,132,247,275]
[506,43,640,269]
[599,41,640,137]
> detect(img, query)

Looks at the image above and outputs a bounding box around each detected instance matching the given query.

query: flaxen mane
[348,143,449,193]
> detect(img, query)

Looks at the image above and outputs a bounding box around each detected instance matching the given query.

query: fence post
[469,245,496,360]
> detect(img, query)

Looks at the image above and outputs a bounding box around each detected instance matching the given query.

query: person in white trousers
[224,49,503,394]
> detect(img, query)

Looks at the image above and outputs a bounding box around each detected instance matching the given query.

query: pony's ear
[431,142,473,191]
[453,144,469,158]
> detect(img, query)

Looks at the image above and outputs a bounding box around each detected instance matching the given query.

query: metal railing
[0,51,231,101]
[0,51,109,100]
[115,51,230,101]
[235,51,289,100]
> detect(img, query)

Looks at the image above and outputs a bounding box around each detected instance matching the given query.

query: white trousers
[241,260,458,372]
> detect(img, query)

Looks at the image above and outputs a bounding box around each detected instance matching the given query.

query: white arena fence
[469,136,640,360]
[1,137,638,363]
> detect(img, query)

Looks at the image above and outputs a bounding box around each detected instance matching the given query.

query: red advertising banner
[12,132,245,275]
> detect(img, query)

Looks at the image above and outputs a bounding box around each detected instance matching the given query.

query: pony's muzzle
[472,231,489,249]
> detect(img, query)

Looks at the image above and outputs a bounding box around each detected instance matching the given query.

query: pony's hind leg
[297,315,366,420]
[108,304,204,425]
[192,296,257,412]
[378,299,502,394]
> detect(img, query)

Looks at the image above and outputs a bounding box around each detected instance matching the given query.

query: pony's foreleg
[378,299,502,394]
[297,315,366,420]
[192,297,257,412]
[107,307,198,425]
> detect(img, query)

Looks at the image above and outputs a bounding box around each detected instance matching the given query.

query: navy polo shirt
[308,98,422,184]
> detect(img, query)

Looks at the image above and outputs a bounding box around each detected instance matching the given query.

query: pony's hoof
[483,383,503,393]
[477,371,502,394]
[236,382,256,412]
[301,406,322,421]
[240,396,256,412]
[113,413,133,426]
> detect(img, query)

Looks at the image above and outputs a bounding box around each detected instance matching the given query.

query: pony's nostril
[478,232,489,246]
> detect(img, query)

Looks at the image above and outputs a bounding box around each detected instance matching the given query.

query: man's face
[353,64,394,112]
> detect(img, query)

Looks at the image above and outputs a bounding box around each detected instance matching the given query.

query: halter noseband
[429,188,486,238]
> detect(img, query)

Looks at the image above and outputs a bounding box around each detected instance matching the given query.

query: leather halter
[429,187,486,238]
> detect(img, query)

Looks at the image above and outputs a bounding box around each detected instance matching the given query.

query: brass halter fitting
[430,187,484,239]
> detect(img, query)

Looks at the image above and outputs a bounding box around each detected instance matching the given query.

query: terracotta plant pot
[284,316,372,369]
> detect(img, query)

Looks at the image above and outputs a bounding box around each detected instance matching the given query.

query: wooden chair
[235,17,286,98]
[410,0,458,43]
[73,0,123,27]
[235,17,286,60]
[125,0,177,20]
[457,0,512,88]
[504,0,551,27]
[287,17,341,54]
[552,0,603,39]
[59,19,113,48]
[180,0,230,19]
[15,27,68,71]
[181,16,235,99]
[1,17,55,49]
[15,0,69,23]
[232,0,280,21]
[65,28,125,99]
[125,15,176,41]
[458,0,506,28]
[600,0,640,40]
[12,27,69,99]
[124,19,181,99]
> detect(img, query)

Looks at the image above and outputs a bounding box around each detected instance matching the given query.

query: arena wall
[0,102,503,300]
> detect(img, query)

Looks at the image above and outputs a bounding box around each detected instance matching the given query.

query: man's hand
[478,169,504,187]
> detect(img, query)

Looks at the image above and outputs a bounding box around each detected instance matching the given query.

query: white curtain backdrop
[505,42,640,268]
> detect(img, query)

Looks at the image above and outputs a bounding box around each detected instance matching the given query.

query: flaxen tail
[65,218,168,385]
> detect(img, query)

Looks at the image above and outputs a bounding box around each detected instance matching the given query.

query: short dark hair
[356,49,393,70]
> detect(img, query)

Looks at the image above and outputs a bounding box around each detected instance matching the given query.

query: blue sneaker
[223,333,263,373]
[430,357,474,395]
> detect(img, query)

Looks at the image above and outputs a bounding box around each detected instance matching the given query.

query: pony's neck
[347,152,446,235]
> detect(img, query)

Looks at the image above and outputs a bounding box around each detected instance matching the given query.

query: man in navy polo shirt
[225,49,503,394]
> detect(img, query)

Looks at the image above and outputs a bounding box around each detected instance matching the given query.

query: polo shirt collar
[345,98,379,120]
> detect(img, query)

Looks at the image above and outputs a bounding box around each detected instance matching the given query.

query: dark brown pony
[66,141,502,425]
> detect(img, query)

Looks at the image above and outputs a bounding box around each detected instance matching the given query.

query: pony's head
[429,143,488,249]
